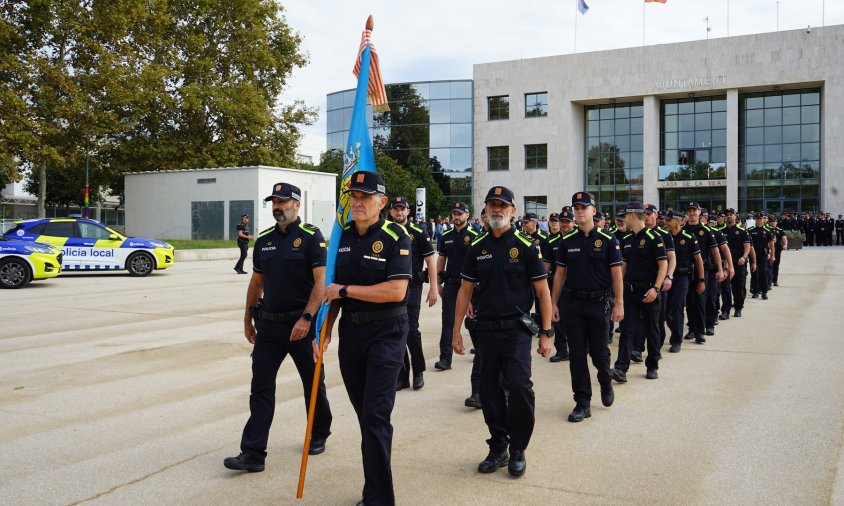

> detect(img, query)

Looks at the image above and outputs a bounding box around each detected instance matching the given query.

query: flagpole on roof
[574,0,579,53]
[642,2,646,46]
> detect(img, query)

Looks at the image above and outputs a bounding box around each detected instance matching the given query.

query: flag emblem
[275,184,281,192]
[495,188,502,195]
[357,173,365,183]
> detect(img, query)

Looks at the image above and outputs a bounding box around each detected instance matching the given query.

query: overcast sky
[281,0,843,161]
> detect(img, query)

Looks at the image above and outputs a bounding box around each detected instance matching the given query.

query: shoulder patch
[257,226,275,239]
[563,230,578,239]
[382,221,406,241]
[467,228,479,237]
[409,223,424,233]
[597,229,613,240]
[442,228,454,236]
[471,231,488,246]
[514,230,532,247]
[645,229,655,240]
[681,230,693,239]
[298,222,317,235]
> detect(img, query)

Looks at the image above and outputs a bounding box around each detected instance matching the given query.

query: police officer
[723,209,751,318]
[224,183,332,473]
[748,212,775,300]
[234,214,254,274]
[700,209,730,335]
[452,185,552,478]
[551,192,622,422]
[321,172,411,506]
[544,213,568,362]
[612,202,668,382]
[635,204,674,356]
[836,215,844,246]
[769,215,787,287]
[683,202,724,344]
[666,211,704,353]
[436,202,479,371]
[389,197,437,391]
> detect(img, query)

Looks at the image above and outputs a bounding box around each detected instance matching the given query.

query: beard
[392,214,407,224]
[273,209,296,225]
[489,216,508,229]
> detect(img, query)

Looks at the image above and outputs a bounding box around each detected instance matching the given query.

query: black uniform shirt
[526,230,548,250]
[236,223,249,243]
[542,231,562,284]
[725,224,751,260]
[404,221,435,273]
[555,226,623,292]
[747,225,773,253]
[671,230,701,270]
[707,224,728,247]
[335,219,412,313]
[652,225,675,252]
[772,227,786,250]
[252,218,326,313]
[683,222,718,263]
[460,227,547,320]
[437,226,479,279]
[621,228,667,283]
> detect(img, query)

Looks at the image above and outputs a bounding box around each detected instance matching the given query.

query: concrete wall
[473,25,844,216]
[125,166,336,240]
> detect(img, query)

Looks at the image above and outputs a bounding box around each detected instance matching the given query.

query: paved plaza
[1,249,843,505]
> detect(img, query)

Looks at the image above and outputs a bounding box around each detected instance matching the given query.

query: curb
[174,248,242,262]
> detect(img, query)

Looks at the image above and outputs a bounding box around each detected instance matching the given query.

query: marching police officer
[320,172,411,506]
[551,192,622,422]
[637,204,675,354]
[436,202,479,371]
[769,215,787,287]
[723,209,752,318]
[748,213,775,300]
[543,213,568,362]
[700,209,730,335]
[234,214,253,274]
[224,183,333,473]
[612,202,668,382]
[452,186,553,478]
[683,202,724,344]
[389,197,438,391]
[666,211,704,353]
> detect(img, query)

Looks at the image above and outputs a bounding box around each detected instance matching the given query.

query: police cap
[390,196,409,209]
[615,210,626,221]
[548,213,560,222]
[687,201,702,210]
[560,210,574,221]
[594,211,605,221]
[348,171,386,195]
[644,204,658,214]
[452,201,469,214]
[624,202,646,214]
[264,182,302,202]
[523,212,538,221]
[571,192,595,207]
[484,186,515,206]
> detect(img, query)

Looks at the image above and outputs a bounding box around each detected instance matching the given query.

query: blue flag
[578,0,589,15]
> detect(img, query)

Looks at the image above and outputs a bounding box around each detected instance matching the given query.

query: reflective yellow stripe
[94,239,123,248]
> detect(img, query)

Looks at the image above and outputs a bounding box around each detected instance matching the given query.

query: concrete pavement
[1,248,843,505]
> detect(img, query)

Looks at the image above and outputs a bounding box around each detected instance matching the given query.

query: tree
[406,150,446,217]
[586,142,627,186]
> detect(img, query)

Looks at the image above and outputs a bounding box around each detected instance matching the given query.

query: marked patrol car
[0,237,63,288]
[3,218,175,276]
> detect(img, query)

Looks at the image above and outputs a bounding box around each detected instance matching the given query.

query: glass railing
[659,162,726,181]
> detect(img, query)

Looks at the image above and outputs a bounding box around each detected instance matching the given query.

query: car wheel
[0,257,33,289]
[127,252,155,277]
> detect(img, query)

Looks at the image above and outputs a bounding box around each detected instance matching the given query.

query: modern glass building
[326,80,473,207]
[472,25,843,217]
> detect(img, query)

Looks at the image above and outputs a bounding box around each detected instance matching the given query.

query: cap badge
[494,188,502,195]
[274,184,281,191]
[356,173,365,183]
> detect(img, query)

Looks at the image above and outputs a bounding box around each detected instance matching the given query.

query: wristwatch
[652,286,662,293]
[302,312,313,322]
[666,275,673,280]
[339,285,349,298]
[541,328,555,338]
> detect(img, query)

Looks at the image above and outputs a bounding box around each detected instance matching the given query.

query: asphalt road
[1,249,843,505]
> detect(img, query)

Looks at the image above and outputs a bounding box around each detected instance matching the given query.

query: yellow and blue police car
[0,237,63,288]
[3,218,175,277]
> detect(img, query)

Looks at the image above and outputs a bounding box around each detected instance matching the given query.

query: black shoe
[478,448,509,473]
[412,373,424,390]
[224,452,265,472]
[684,331,695,341]
[719,312,729,320]
[608,336,613,344]
[470,348,475,354]
[669,344,681,353]
[465,393,482,409]
[601,385,614,407]
[568,404,592,422]
[734,309,742,317]
[434,359,451,371]
[705,327,715,336]
[630,350,644,363]
[646,369,658,380]
[612,368,627,383]
[396,378,410,391]
[762,293,768,300]
[308,436,327,456]
[615,327,622,334]
[508,449,526,477]
[549,349,569,362]
[695,334,706,344]
[773,282,778,286]
[751,293,759,299]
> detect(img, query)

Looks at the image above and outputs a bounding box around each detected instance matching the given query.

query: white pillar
[643,95,660,205]
[726,89,739,209]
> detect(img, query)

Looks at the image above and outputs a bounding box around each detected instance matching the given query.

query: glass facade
[584,102,644,214]
[524,195,547,217]
[488,95,509,120]
[660,96,727,181]
[738,88,821,213]
[326,80,473,205]
[659,188,726,214]
[525,92,548,118]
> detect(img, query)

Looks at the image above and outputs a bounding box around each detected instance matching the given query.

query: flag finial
[366,15,374,31]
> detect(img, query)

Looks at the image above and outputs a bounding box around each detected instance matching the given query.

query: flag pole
[727,0,730,36]
[642,2,646,46]
[296,320,330,499]
[574,0,579,53]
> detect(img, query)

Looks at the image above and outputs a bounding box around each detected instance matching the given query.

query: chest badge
[509,247,519,259]
[594,239,602,248]
[293,238,302,248]
[640,238,646,246]
[735,230,740,235]
[372,240,384,254]
[267,241,273,246]
[680,239,686,245]
[481,249,488,255]
[699,230,705,236]
[464,236,471,243]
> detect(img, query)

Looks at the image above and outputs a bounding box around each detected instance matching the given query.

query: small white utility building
[124,166,337,240]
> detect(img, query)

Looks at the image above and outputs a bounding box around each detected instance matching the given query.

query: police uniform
[224,183,332,473]
[748,214,774,299]
[555,192,622,420]
[436,202,479,369]
[234,217,250,274]
[682,203,719,343]
[836,216,844,246]
[724,213,751,317]
[769,218,786,286]
[702,213,727,333]
[614,203,667,381]
[633,204,674,356]
[460,186,548,474]
[667,212,702,352]
[543,213,568,361]
[391,197,435,391]
[334,172,412,506]
[522,212,549,328]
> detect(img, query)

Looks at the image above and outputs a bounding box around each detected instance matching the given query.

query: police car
[3,218,175,276]
[0,237,63,288]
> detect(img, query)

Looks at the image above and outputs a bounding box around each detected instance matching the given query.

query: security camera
[806,25,811,33]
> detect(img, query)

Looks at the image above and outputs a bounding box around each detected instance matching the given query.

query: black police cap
[390,196,409,209]
[644,204,658,214]
[571,192,595,207]
[484,186,515,206]
[523,212,538,221]
[348,171,386,195]
[451,201,469,214]
[264,182,302,202]
[624,202,646,214]
[593,211,605,221]
[687,201,701,210]
[548,213,560,222]
[560,210,574,221]
[616,210,626,220]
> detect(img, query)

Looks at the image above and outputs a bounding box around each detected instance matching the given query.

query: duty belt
[562,288,610,301]
[674,266,691,275]
[444,277,463,286]
[256,309,303,322]
[625,281,654,292]
[344,306,407,325]
[472,319,522,331]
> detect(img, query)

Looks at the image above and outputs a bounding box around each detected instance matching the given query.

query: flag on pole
[644,0,667,3]
[577,0,590,15]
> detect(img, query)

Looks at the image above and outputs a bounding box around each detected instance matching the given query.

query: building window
[525,144,547,169]
[739,88,820,213]
[584,102,644,214]
[488,146,509,171]
[488,96,509,120]
[660,96,728,181]
[525,92,548,118]
[197,178,216,184]
[524,196,547,217]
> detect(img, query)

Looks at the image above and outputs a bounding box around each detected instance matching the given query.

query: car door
[76,221,124,270]
[38,221,80,269]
